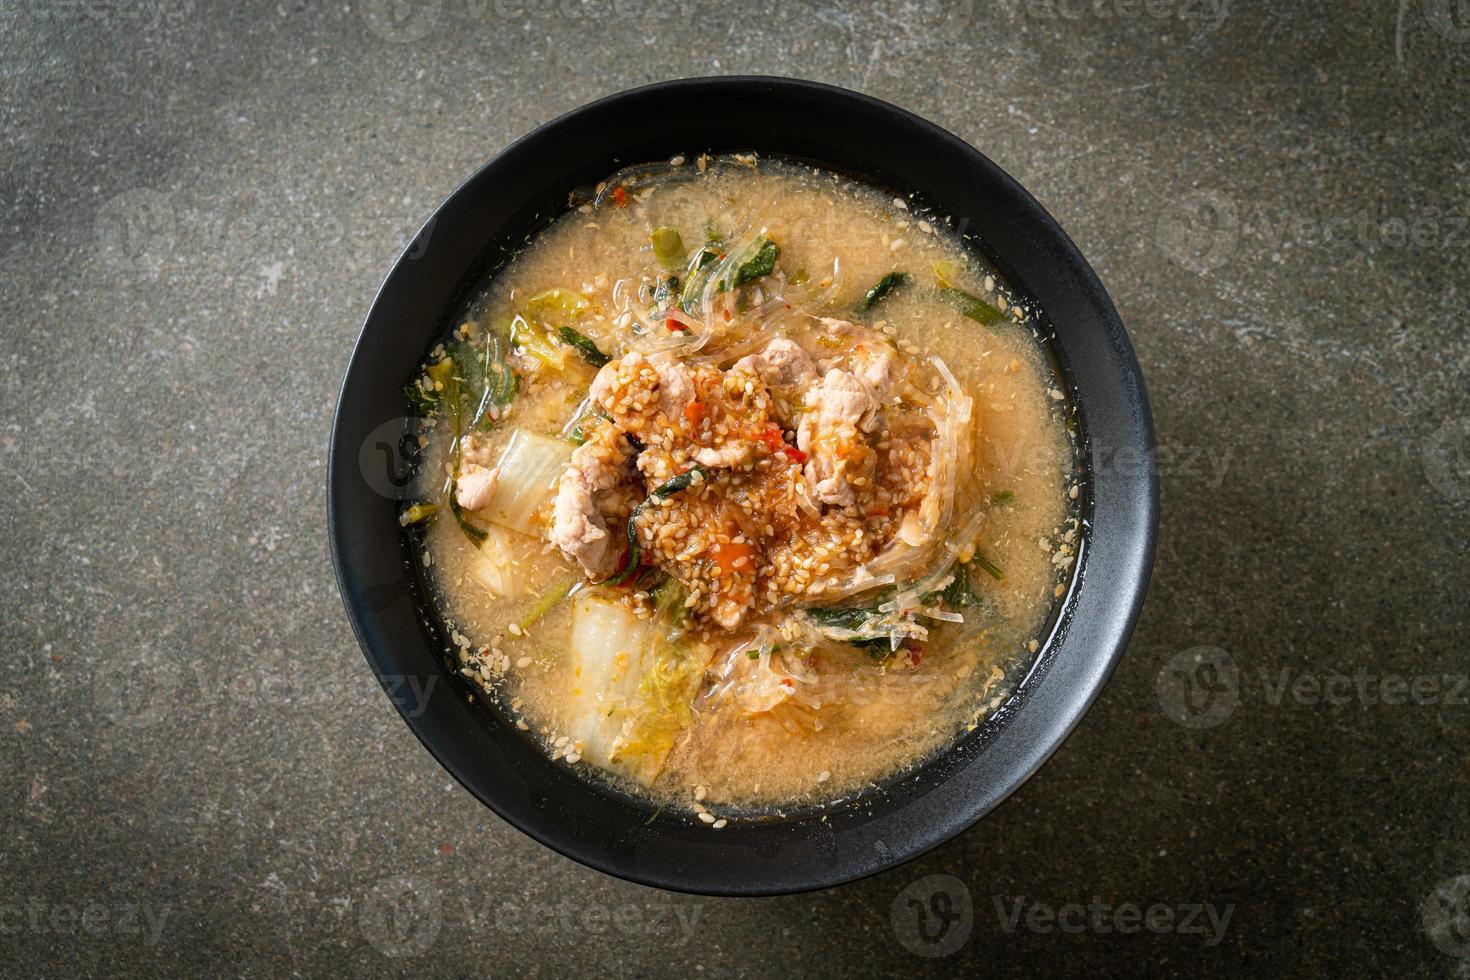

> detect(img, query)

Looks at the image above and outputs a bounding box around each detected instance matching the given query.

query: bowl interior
[328,76,1157,896]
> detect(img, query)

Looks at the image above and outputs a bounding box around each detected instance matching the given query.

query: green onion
[651,226,685,269]
[989,490,1015,507]
[518,575,577,631]
[970,552,1005,582]
[400,502,439,525]
[857,271,911,314]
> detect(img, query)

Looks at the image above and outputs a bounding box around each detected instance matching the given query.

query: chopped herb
[938,286,1005,327]
[557,326,611,368]
[856,271,911,314]
[989,490,1015,507]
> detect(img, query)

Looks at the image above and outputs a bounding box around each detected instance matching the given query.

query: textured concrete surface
[2,1,1468,975]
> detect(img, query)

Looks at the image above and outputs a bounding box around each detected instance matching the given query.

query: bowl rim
[328,74,1159,896]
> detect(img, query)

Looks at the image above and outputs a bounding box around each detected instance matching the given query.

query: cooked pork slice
[731,337,818,390]
[589,351,695,423]
[797,368,881,508]
[852,345,898,402]
[805,368,880,433]
[550,432,633,578]
[693,442,754,469]
[455,463,500,511]
[648,352,696,419]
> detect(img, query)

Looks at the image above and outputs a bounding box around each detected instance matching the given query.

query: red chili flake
[666,316,687,332]
[781,446,808,464]
[610,186,628,207]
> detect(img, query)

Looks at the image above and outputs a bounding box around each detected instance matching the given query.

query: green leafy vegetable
[557,326,611,368]
[924,563,979,610]
[603,466,709,586]
[724,238,779,289]
[445,327,518,430]
[938,286,1005,327]
[526,287,591,319]
[804,604,897,654]
[447,410,487,548]
[857,271,911,314]
[649,574,690,628]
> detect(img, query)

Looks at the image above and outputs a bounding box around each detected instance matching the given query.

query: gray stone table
[2,1,1466,975]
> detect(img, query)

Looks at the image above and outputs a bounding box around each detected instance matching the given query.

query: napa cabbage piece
[467,525,563,601]
[565,595,706,786]
[474,429,572,535]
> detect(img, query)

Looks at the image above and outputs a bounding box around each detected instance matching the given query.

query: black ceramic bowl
[328,76,1157,896]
